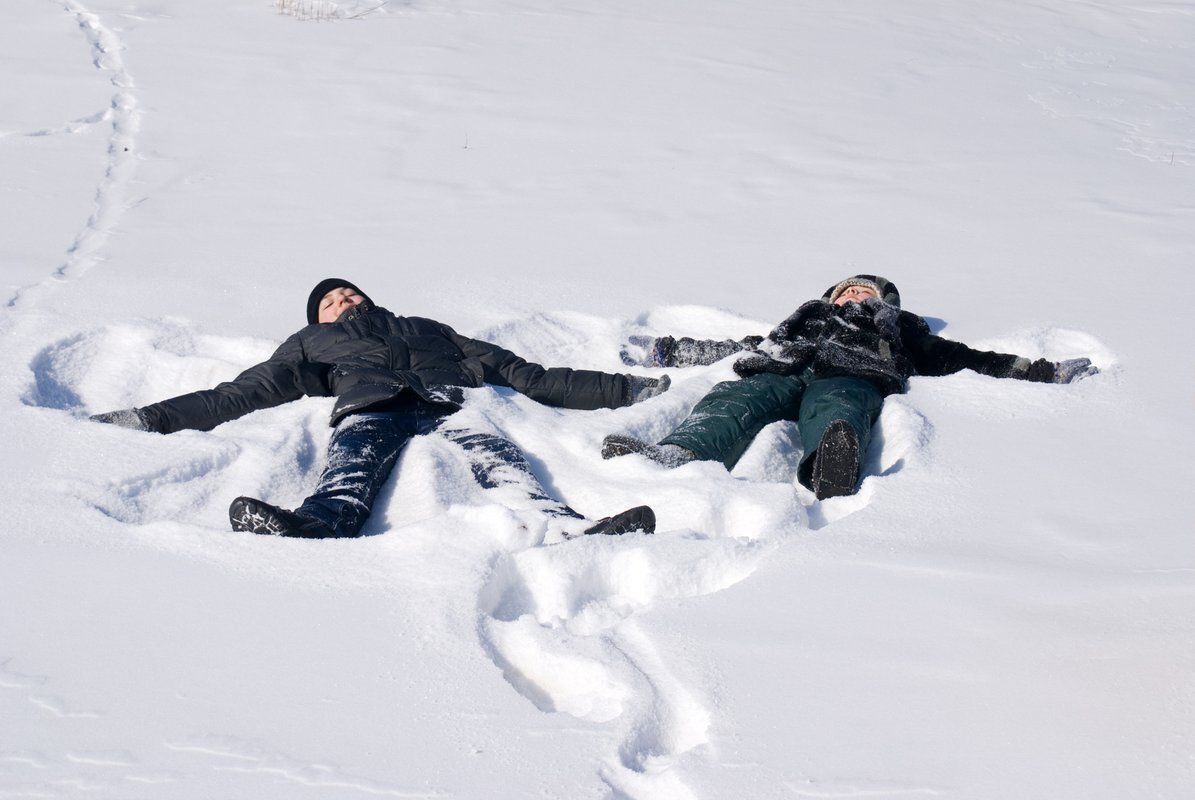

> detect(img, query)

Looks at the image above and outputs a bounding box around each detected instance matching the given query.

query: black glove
[90,408,154,432]
[624,374,671,405]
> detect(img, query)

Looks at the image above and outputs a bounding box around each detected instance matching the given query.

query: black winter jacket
[139,306,633,434]
[661,299,1039,396]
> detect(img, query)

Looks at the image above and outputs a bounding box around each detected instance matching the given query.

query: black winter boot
[229,496,338,538]
[810,420,861,500]
[601,434,696,468]
[582,505,656,536]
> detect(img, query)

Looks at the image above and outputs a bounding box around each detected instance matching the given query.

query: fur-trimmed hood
[820,274,901,308]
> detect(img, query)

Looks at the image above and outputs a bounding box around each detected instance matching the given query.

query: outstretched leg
[795,376,884,498]
[230,407,448,538]
[296,409,448,536]
[617,373,806,470]
[442,428,653,537]
[442,428,584,519]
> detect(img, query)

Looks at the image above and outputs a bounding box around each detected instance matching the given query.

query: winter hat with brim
[823,274,901,308]
[307,278,373,324]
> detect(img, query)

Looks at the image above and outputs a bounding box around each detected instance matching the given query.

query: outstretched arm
[90,333,329,433]
[622,301,831,368]
[904,319,1097,384]
[620,334,765,368]
[447,326,668,410]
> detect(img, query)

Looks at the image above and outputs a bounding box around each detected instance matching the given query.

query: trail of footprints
[6,1,140,313]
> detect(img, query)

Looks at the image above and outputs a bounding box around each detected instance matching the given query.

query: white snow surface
[2,1,1193,798]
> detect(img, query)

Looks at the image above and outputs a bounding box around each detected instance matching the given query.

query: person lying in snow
[91,279,669,539]
[605,274,1098,500]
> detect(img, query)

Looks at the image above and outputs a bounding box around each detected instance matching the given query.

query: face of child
[318,287,366,323]
[833,285,879,306]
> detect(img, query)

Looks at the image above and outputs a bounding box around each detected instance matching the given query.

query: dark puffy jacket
[658,275,1041,396]
[735,298,1032,394]
[139,306,632,433]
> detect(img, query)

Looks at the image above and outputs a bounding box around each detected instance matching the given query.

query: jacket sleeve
[652,303,830,369]
[659,302,823,369]
[901,315,1030,379]
[138,333,329,433]
[447,326,630,410]
[660,335,764,367]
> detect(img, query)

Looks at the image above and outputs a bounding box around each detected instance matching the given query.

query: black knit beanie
[306,278,372,324]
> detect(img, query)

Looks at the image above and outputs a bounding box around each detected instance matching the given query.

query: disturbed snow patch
[20,307,1110,797]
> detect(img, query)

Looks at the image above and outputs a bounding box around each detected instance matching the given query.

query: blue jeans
[296,407,580,537]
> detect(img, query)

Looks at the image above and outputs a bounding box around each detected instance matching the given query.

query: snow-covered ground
[2,1,1193,797]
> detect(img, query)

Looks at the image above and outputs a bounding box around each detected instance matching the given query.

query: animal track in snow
[56,1,140,278]
[7,1,140,311]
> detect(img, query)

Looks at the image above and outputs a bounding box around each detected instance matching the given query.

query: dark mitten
[1023,358,1057,383]
[624,374,671,405]
[89,408,154,432]
[1013,356,1099,384]
[733,354,782,378]
[619,335,676,367]
[653,337,679,367]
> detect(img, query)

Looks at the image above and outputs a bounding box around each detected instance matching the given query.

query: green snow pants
[659,372,885,487]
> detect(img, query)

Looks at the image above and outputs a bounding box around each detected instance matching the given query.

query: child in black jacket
[92,279,668,539]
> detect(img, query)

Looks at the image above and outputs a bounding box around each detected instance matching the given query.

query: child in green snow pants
[659,371,884,485]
